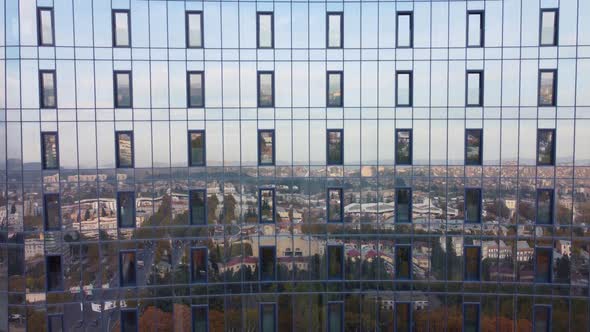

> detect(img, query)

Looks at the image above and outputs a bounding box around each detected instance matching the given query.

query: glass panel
[541,11,556,45]
[187,12,202,48]
[114,11,129,46]
[328,303,342,332]
[467,72,481,105]
[464,247,480,280]
[327,73,342,107]
[42,133,59,169]
[397,13,412,47]
[534,306,551,332]
[39,9,54,45]
[117,132,133,168]
[327,14,342,48]
[259,189,275,223]
[465,189,481,223]
[537,129,554,165]
[47,256,62,291]
[328,189,342,222]
[117,192,135,228]
[192,306,208,332]
[48,315,63,332]
[396,72,411,106]
[395,303,410,332]
[537,190,553,225]
[327,130,343,165]
[539,71,555,106]
[465,129,482,165]
[468,13,482,46]
[41,71,56,108]
[259,130,274,165]
[464,304,479,332]
[328,246,343,279]
[260,247,276,281]
[189,131,205,166]
[115,72,132,107]
[258,73,274,107]
[190,191,206,225]
[258,13,273,48]
[188,72,204,107]
[44,194,60,230]
[535,249,552,283]
[120,252,136,286]
[121,311,137,332]
[191,248,207,282]
[396,130,412,164]
[396,188,411,223]
[396,246,411,279]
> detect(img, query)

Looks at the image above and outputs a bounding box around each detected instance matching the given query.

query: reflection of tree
[224,194,237,223]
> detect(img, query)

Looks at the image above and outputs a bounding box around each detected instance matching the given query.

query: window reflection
[396,129,412,165]
[117,191,135,228]
[537,129,555,166]
[121,310,137,332]
[257,12,274,49]
[535,248,552,283]
[187,72,204,108]
[190,190,206,225]
[465,129,482,165]
[260,246,276,281]
[536,189,554,225]
[327,13,343,48]
[538,70,556,106]
[48,315,63,332]
[395,188,411,223]
[37,8,54,46]
[465,188,481,223]
[114,71,132,108]
[189,131,206,166]
[327,72,343,107]
[120,251,136,286]
[466,71,483,106]
[116,131,134,168]
[191,248,208,283]
[467,11,484,47]
[40,70,56,108]
[259,188,275,224]
[396,12,413,48]
[396,71,412,106]
[327,302,343,332]
[192,305,208,332]
[464,246,481,281]
[113,10,130,47]
[42,132,59,169]
[186,11,203,48]
[463,303,480,332]
[395,245,411,280]
[327,245,343,280]
[540,9,558,46]
[258,72,274,107]
[258,130,275,165]
[327,129,343,165]
[44,193,60,231]
[327,188,343,223]
[395,303,410,332]
[46,255,62,291]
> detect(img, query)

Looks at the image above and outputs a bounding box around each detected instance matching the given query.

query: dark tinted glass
[464,304,479,332]
[121,310,137,332]
[260,247,276,281]
[464,247,481,281]
[535,248,552,283]
[192,306,208,332]
[328,303,343,332]
[536,189,554,225]
[395,303,410,332]
[465,189,481,223]
[46,256,62,291]
[44,194,60,231]
[396,246,411,279]
[534,306,551,332]
[328,246,343,279]
[117,192,135,228]
[191,248,207,282]
[395,188,411,223]
[120,251,136,286]
[48,315,63,332]
[190,190,206,225]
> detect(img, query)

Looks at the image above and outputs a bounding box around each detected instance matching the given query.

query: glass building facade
[1,0,590,331]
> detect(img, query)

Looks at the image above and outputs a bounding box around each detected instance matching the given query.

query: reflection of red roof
[365,250,378,259]
[347,249,360,257]
[225,256,258,267]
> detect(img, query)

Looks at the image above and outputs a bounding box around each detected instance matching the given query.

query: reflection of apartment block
[556,240,571,256]
[516,241,534,262]
[479,240,511,260]
[24,236,44,258]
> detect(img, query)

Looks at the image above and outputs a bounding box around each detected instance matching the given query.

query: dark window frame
[192,304,209,332]
[190,247,209,284]
[395,187,412,224]
[534,247,553,283]
[394,302,412,332]
[395,244,412,280]
[463,302,481,332]
[327,188,344,223]
[47,314,64,332]
[327,244,344,280]
[464,188,482,224]
[114,70,133,108]
[326,12,344,49]
[117,191,136,229]
[539,8,559,46]
[395,70,413,107]
[536,188,554,225]
[463,246,481,281]
[465,128,483,166]
[39,69,57,109]
[112,9,131,48]
[120,309,138,332]
[115,130,134,168]
[37,7,55,46]
[46,255,63,292]
[188,130,206,167]
[466,10,485,47]
[257,71,275,108]
[326,129,344,166]
[119,250,137,287]
[189,189,207,225]
[396,11,414,48]
[395,129,413,165]
[257,12,274,49]
[258,188,276,224]
[533,304,552,332]
[538,69,557,107]
[465,70,484,107]
[187,71,205,108]
[536,128,556,166]
[258,129,276,166]
[185,10,204,49]
[326,71,344,107]
[259,245,277,281]
[43,193,61,231]
[327,301,344,332]
[41,131,60,170]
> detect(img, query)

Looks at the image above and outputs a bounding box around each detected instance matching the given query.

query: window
[395,188,412,223]
[396,71,413,106]
[186,11,203,48]
[326,71,343,107]
[466,71,483,106]
[41,132,59,170]
[47,314,63,332]
[114,71,132,108]
[396,12,413,48]
[327,188,343,223]
[540,9,558,46]
[187,71,204,108]
[463,303,480,332]
[327,302,343,332]
[464,246,481,281]
[121,309,138,332]
[192,305,209,332]
[46,255,62,291]
[537,129,555,166]
[116,131,134,168]
[117,191,135,228]
[535,248,552,283]
[257,12,274,49]
[395,129,412,165]
[467,11,484,47]
[258,71,274,107]
[536,189,554,225]
[39,70,57,108]
[326,12,343,48]
[327,129,343,165]
[259,188,275,224]
[190,190,207,225]
[43,193,60,231]
[112,10,130,47]
[534,305,551,332]
[260,303,277,332]
[538,69,556,106]
[259,246,276,281]
[394,303,411,332]
[465,129,483,166]
[191,248,208,283]
[120,251,136,287]
[37,7,54,46]
[327,245,344,280]
[465,188,482,223]
[258,130,275,166]
[395,245,411,280]
[188,130,206,166]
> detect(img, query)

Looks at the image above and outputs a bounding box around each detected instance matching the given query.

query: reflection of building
[516,241,534,262]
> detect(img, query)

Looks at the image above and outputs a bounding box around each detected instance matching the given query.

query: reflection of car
[9,314,22,321]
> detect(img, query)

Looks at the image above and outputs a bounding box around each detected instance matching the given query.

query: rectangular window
[394,303,411,332]
[42,132,59,170]
[464,246,481,281]
[260,303,277,332]
[187,71,204,108]
[121,309,138,332]
[537,129,555,166]
[327,129,343,165]
[120,251,136,287]
[257,12,274,49]
[189,190,206,225]
[534,305,551,332]
[467,11,484,47]
[395,188,412,223]
[395,245,411,280]
[192,305,208,332]
[326,71,343,107]
[116,131,134,168]
[465,129,483,166]
[327,12,343,48]
[536,189,554,225]
[112,10,130,47]
[114,71,132,108]
[259,188,275,224]
[535,248,552,283]
[327,302,343,332]
[186,11,203,48]
[538,69,556,106]
[117,191,135,228]
[395,129,412,165]
[39,70,57,108]
[46,255,62,291]
[465,188,482,223]
[259,246,276,281]
[43,193,60,231]
[191,248,208,283]
[396,71,413,106]
[396,12,413,48]
[258,130,275,166]
[466,71,483,106]
[258,71,274,107]
[327,188,343,223]
[188,130,206,166]
[463,303,480,332]
[327,245,344,280]
[47,314,63,332]
[540,9,558,46]
[37,7,54,46]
